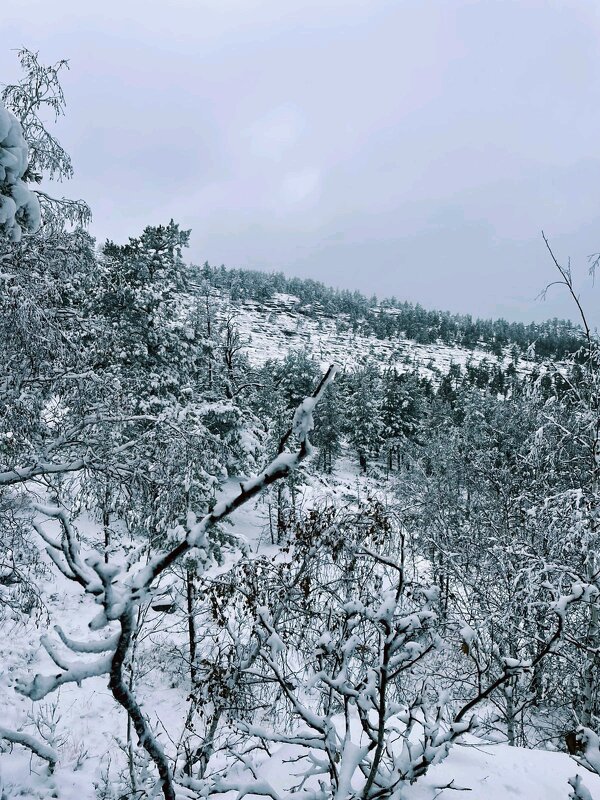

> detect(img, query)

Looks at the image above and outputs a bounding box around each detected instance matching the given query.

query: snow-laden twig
[568,774,594,800]
[132,365,337,595]
[15,639,113,701]
[54,624,120,653]
[0,725,58,771]
[571,726,600,777]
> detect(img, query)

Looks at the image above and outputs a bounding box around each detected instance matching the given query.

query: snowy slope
[212,291,533,379]
[254,736,600,800]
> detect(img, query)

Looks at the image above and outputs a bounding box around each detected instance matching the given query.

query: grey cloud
[2,0,599,325]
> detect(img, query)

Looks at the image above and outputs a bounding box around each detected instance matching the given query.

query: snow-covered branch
[0,726,57,771]
[20,365,337,800]
[131,364,337,595]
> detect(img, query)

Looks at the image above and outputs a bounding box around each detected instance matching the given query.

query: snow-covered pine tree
[0,99,40,241]
[380,368,423,472]
[2,48,90,229]
[346,363,383,472]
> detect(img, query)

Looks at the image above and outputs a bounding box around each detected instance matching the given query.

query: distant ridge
[191,262,585,361]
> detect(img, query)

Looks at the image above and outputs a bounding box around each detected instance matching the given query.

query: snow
[2,476,599,799]
[569,774,595,800]
[577,728,600,776]
[292,396,318,440]
[207,290,534,381]
[460,623,476,648]
[0,298,592,798]
[259,737,600,800]
[205,734,600,800]
[412,738,600,800]
[0,725,57,767]
[0,101,41,240]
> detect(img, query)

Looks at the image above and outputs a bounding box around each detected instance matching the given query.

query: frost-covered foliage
[12,367,335,800]
[0,100,41,240]
[1,47,90,240]
[0,492,46,623]
[228,507,470,800]
[160,496,590,800]
[567,726,600,799]
[2,48,90,228]
[2,228,599,799]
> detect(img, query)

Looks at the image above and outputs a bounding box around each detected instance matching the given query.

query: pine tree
[380,369,423,471]
[313,384,342,473]
[94,221,193,411]
[347,363,382,472]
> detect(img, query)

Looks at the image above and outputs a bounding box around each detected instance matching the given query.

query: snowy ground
[253,735,600,800]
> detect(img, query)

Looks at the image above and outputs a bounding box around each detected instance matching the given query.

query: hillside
[209,288,531,379]
[192,263,585,361]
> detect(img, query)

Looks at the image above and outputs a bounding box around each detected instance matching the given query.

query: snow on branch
[569,774,595,800]
[239,572,464,800]
[20,365,338,800]
[209,777,284,800]
[131,364,337,594]
[572,727,600,777]
[32,505,102,592]
[0,725,58,771]
[0,414,163,487]
[16,650,114,701]
[0,100,41,241]
[54,624,120,653]
[0,456,89,487]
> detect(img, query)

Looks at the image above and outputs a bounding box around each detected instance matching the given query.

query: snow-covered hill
[212,291,532,379]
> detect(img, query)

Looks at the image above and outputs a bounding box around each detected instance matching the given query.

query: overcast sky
[2,0,600,326]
